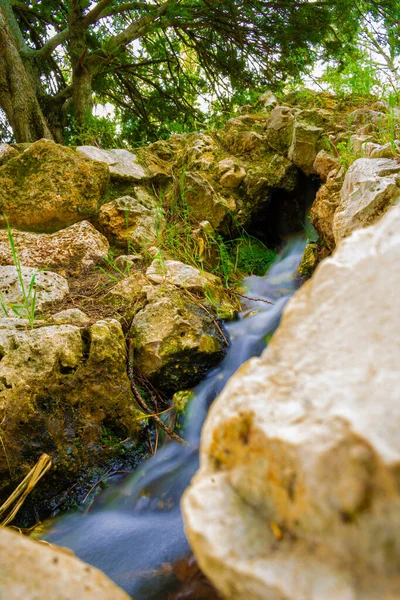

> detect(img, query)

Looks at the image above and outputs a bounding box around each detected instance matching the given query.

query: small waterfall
[45,237,305,599]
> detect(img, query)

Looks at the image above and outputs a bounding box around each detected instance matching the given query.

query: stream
[45,237,305,598]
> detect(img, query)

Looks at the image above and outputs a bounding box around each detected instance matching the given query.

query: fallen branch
[127,341,187,446]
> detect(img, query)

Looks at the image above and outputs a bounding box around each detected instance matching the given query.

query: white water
[46,238,305,598]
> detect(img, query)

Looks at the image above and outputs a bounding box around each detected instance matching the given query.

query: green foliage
[2,0,389,145]
[0,215,38,327]
[321,53,380,97]
[152,173,276,286]
[227,238,277,277]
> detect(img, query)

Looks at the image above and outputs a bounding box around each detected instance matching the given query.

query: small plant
[0,215,38,327]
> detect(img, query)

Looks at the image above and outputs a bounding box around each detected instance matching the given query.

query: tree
[0,0,389,145]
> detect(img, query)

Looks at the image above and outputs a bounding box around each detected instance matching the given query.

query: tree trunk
[0,7,54,143]
[68,1,94,143]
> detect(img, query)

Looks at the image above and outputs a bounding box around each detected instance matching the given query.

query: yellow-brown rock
[0,139,109,232]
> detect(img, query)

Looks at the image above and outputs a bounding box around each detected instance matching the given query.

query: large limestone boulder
[333,157,400,243]
[0,527,129,600]
[77,146,148,181]
[0,140,109,232]
[0,221,109,276]
[146,259,221,294]
[130,286,226,393]
[0,319,140,506]
[183,205,400,600]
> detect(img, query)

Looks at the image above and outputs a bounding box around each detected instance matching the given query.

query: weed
[0,216,39,327]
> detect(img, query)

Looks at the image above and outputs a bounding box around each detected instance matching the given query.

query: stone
[77,146,148,181]
[183,204,400,600]
[101,273,148,321]
[50,308,91,325]
[288,120,323,175]
[219,165,246,188]
[243,154,298,198]
[366,141,400,158]
[0,527,130,600]
[0,143,18,166]
[146,259,221,294]
[348,108,387,128]
[0,319,140,506]
[0,266,69,316]
[297,242,329,279]
[114,254,143,272]
[257,90,278,108]
[265,106,295,154]
[313,150,340,182]
[129,286,226,393]
[333,157,400,243]
[349,134,375,155]
[0,139,109,232]
[217,158,246,188]
[98,193,158,250]
[183,172,236,230]
[310,179,342,250]
[0,221,109,276]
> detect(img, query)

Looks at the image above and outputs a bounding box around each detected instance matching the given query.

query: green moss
[228,237,277,277]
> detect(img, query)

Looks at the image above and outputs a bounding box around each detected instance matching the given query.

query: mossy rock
[0,139,109,232]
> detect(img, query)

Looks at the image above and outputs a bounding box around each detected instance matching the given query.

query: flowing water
[46,238,305,598]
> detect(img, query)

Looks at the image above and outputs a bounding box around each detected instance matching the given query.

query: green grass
[152,171,277,286]
[0,215,38,327]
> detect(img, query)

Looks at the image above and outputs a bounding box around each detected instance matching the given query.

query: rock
[348,108,387,127]
[0,221,109,276]
[183,172,236,230]
[129,286,226,393]
[257,90,277,108]
[288,120,323,175]
[0,143,18,166]
[349,134,375,155]
[0,266,69,316]
[366,141,400,158]
[146,259,221,294]
[333,157,400,243]
[0,139,109,232]
[297,242,329,279]
[265,106,295,153]
[183,204,400,600]
[0,527,130,600]
[50,308,91,325]
[217,159,246,189]
[0,319,140,506]
[310,178,342,250]
[101,273,148,322]
[114,254,143,272]
[313,150,340,182]
[243,154,298,199]
[77,146,148,181]
[98,193,158,250]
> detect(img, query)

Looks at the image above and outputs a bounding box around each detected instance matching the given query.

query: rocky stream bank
[0,89,399,598]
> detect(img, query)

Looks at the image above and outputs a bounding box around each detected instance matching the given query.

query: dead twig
[234,292,274,305]
[182,288,228,345]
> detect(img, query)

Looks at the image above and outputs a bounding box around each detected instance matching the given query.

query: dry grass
[0,454,52,526]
